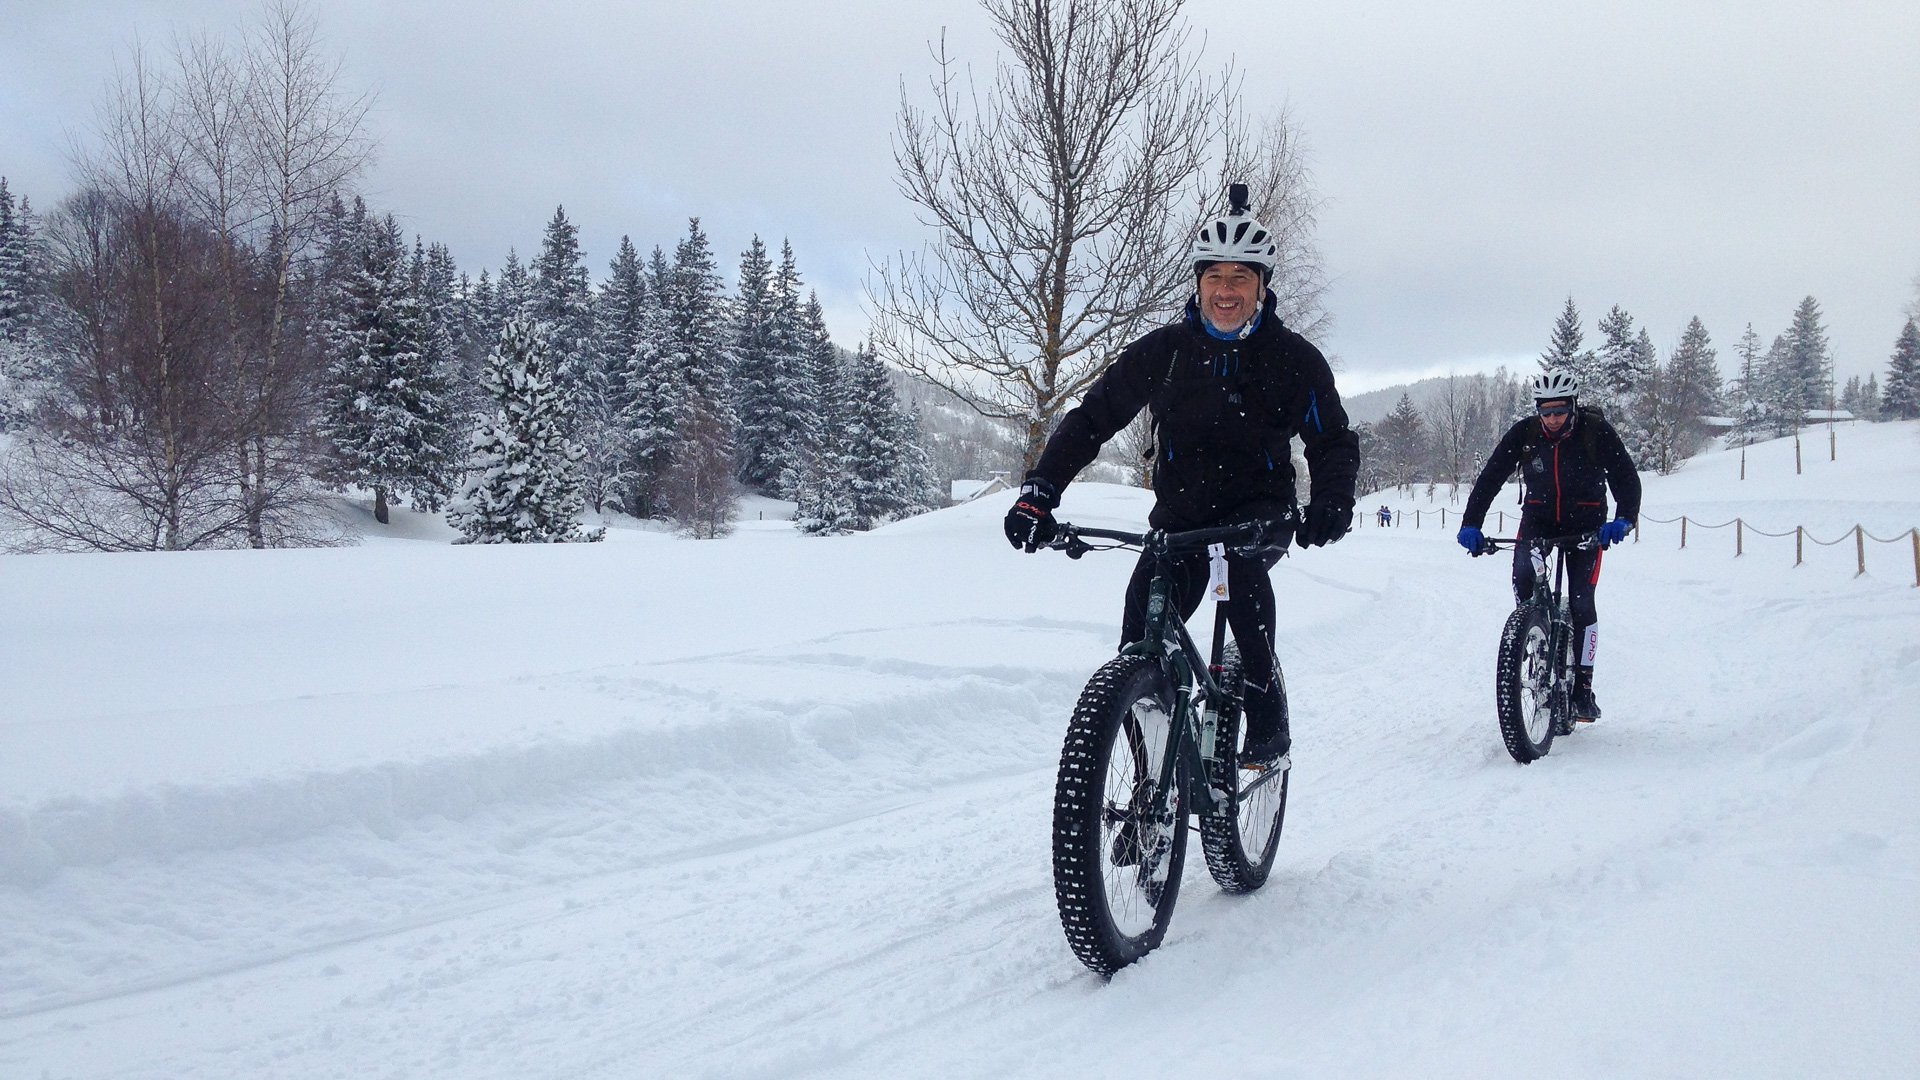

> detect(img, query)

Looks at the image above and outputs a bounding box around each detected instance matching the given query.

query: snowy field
[3,424,1917,1079]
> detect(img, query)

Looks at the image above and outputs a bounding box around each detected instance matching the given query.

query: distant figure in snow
[1377,505,1392,527]
[1455,372,1641,722]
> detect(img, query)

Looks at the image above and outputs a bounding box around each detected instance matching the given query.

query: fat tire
[1496,605,1557,763]
[1052,654,1189,975]
[1200,643,1288,893]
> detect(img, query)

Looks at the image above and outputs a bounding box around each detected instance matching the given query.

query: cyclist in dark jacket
[1457,372,1641,720]
[1004,187,1360,765]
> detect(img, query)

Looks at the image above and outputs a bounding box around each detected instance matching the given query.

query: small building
[1803,409,1855,425]
[950,473,1013,505]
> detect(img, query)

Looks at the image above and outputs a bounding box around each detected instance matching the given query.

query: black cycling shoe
[1571,688,1602,723]
[1241,676,1290,765]
[1240,728,1291,766]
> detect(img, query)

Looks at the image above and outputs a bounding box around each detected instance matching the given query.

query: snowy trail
[2,429,1917,1078]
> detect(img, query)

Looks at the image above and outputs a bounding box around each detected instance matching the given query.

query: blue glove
[1457,525,1484,554]
[1598,517,1632,547]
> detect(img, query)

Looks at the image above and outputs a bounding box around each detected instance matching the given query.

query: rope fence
[1636,514,1919,584]
[1361,505,1919,586]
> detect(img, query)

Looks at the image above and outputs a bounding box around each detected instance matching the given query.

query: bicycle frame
[1054,521,1290,819]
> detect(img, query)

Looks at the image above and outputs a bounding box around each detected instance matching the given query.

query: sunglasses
[1536,404,1573,419]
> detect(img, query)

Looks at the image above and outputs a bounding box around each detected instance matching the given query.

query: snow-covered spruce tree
[320,214,456,524]
[633,220,735,519]
[530,206,596,402]
[841,341,907,529]
[1589,305,1652,419]
[1839,374,1880,422]
[895,401,944,516]
[785,296,855,534]
[1726,323,1768,444]
[0,179,52,428]
[1880,318,1919,420]
[621,245,684,518]
[1539,296,1595,389]
[447,317,603,543]
[730,236,783,489]
[584,236,647,512]
[766,241,817,483]
[1773,296,1832,424]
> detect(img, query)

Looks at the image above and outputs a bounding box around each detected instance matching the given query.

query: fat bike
[1045,519,1293,975]
[1476,531,1601,764]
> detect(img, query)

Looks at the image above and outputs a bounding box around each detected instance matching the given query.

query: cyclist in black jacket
[1457,372,1641,721]
[1004,187,1360,765]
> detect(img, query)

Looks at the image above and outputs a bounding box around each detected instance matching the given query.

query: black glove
[1003,477,1059,553]
[1299,493,1354,548]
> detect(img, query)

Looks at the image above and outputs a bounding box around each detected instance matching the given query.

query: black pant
[1512,543,1601,663]
[1120,548,1279,685]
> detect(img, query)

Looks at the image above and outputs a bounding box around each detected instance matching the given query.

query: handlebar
[1472,531,1601,557]
[1045,519,1294,561]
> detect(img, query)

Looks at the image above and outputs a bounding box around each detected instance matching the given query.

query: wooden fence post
[1680,516,1688,548]
[1440,508,1447,527]
[1740,447,1746,480]
[1795,434,1802,475]
[1912,528,1919,588]
[1856,525,1866,576]
[1795,526,1803,566]
[1736,518,1743,557]
[1497,511,1504,533]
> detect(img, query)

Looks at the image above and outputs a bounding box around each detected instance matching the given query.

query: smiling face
[1197,262,1264,333]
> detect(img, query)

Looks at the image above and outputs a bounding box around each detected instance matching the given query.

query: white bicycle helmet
[1530,371,1579,402]
[1190,183,1278,279]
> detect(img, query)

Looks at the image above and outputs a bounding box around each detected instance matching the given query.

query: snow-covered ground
[3,425,1917,1078]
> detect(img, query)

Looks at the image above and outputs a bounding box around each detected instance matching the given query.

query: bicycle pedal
[1241,752,1290,773]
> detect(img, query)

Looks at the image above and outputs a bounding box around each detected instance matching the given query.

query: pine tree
[787,295,856,534]
[1374,393,1428,489]
[622,245,685,518]
[530,206,596,399]
[448,317,603,543]
[0,179,50,428]
[1775,296,1832,421]
[0,178,38,344]
[1884,318,1920,420]
[661,218,734,409]
[1590,305,1652,417]
[1727,323,1767,444]
[841,342,910,529]
[1637,317,1721,473]
[767,241,816,468]
[1539,296,1594,388]
[730,235,784,489]
[320,214,457,524]
[1759,333,1796,435]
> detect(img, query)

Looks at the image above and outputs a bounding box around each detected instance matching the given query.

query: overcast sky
[3,0,1915,392]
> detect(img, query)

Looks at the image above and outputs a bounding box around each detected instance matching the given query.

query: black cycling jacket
[1462,409,1642,536]
[1029,291,1359,529]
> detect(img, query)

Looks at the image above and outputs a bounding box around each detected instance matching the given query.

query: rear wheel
[1052,654,1189,975]
[1496,605,1557,763]
[1200,643,1288,893]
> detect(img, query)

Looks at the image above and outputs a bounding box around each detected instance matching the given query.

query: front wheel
[1053,654,1189,975]
[1495,605,1558,763]
[1200,643,1288,893]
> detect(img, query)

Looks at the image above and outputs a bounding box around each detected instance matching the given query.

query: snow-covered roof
[950,476,1012,503]
[1804,409,1855,422]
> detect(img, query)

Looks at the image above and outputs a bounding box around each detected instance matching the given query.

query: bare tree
[660,391,738,538]
[234,0,373,544]
[870,0,1222,471]
[1222,106,1330,341]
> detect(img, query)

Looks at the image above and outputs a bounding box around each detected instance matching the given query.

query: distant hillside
[1341,375,1476,425]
